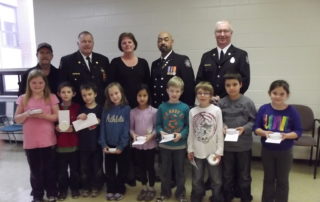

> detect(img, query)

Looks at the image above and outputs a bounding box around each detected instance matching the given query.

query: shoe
[106,193,115,201]
[57,192,67,201]
[91,189,99,197]
[144,189,156,201]
[81,190,90,197]
[47,196,56,202]
[71,190,80,199]
[178,194,188,202]
[137,189,147,201]
[155,195,168,202]
[114,193,124,201]
[31,199,43,202]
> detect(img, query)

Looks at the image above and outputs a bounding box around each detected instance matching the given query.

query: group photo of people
[12,18,306,202]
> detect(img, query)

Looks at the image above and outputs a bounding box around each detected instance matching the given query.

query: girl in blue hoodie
[99,82,130,201]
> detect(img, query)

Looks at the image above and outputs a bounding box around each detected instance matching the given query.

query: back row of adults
[18,20,250,107]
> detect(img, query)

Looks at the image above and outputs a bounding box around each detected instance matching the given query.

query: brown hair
[195,81,214,96]
[118,32,138,51]
[104,82,128,110]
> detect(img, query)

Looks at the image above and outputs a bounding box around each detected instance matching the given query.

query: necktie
[219,50,224,64]
[159,58,166,68]
[86,56,92,71]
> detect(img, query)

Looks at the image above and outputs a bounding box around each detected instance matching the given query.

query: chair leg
[314,146,319,179]
[309,146,314,166]
[6,133,12,144]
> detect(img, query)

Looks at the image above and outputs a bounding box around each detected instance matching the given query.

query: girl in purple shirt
[130,84,157,201]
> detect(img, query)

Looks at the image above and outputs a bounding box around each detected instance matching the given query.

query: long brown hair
[23,69,51,106]
[104,82,128,110]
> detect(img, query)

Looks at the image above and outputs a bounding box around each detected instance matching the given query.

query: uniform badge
[167,66,177,75]
[184,59,191,68]
[96,61,99,64]
[230,57,235,64]
[77,61,81,64]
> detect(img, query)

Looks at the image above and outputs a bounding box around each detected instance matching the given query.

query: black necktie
[86,56,92,71]
[159,58,166,68]
[219,50,224,64]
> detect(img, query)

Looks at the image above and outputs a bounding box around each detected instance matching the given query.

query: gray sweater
[218,95,256,152]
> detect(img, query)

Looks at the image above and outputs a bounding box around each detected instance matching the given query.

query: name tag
[204,64,212,67]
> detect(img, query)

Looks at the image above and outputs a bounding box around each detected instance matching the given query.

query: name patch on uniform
[204,64,212,67]
[72,72,80,75]
[167,66,177,75]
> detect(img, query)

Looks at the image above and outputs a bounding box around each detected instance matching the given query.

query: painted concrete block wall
[33,0,320,158]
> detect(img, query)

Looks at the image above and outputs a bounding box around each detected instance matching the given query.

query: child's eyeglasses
[197,92,211,96]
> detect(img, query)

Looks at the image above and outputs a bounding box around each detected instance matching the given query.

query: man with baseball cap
[18,42,60,95]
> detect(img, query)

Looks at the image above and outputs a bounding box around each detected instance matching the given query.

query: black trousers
[56,151,80,193]
[25,146,57,200]
[134,148,156,186]
[104,147,129,194]
[79,149,104,191]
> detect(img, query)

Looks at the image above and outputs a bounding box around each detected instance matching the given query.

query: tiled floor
[0,142,320,202]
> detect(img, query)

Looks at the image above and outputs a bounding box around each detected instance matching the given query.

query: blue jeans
[159,148,186,198]
[191,157,223,202]
[222,150,252,202]
[261,147,292,202]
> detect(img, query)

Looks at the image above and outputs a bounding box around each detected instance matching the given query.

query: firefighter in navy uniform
[59,31,110,105]
[196,20,250,100]
[196,20,251,202]
[151,32,195,108]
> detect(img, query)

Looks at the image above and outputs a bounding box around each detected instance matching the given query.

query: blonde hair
[167,76,184,91]
[24,69,51,106]
[104,82,128,110]
[195,81,214,96]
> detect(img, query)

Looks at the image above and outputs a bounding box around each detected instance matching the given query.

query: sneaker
[57,192,67,201]
[91,189,99,197]
[137,189,147,201]
[47,196,56,202]
[144,189,156,201]
[31,199,43,202]
[81,190,90,197]
[106,193,115,201]
[155,195,168,202]
[179,194,188,202]
[114,193,124,201]
[71,190,80,199]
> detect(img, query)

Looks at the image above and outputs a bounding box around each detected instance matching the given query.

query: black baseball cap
[37,42,53,53]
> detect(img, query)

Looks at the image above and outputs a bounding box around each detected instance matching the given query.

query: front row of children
[15,69,301,202]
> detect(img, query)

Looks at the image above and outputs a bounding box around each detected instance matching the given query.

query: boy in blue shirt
[156,76,189,202]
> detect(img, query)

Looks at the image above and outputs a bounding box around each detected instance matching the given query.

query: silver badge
[230,57,235,63]
[184,59,191,68]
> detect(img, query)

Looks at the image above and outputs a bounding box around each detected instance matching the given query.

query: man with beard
[59,31,111,105]
[18,42,59,95]
[150,32,195,108]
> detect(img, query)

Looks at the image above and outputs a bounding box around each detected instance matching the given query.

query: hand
[114,149,122,154]
[188,152,194,161]
[146,134,153,142]
[30,112,46,119]
[281,133,287,140]
[211,96,220,105]
[66,126,74,132]
[55,125,61,132]
[103,147,109,153]
[173,133,181,142]
[214,155,222,164]
[77,113,87,120]
[264,130,273,138]
[88,124,97,130]
[223,125,228,135]
[236,127,245,136]
[131,134,137,141]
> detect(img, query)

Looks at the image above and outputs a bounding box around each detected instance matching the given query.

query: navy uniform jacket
[150,51,195,108]
[59,51,110,105]
[18,64,59,96]
[196,45,250,98]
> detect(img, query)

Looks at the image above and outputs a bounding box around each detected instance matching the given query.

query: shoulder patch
[184,59,191,68]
